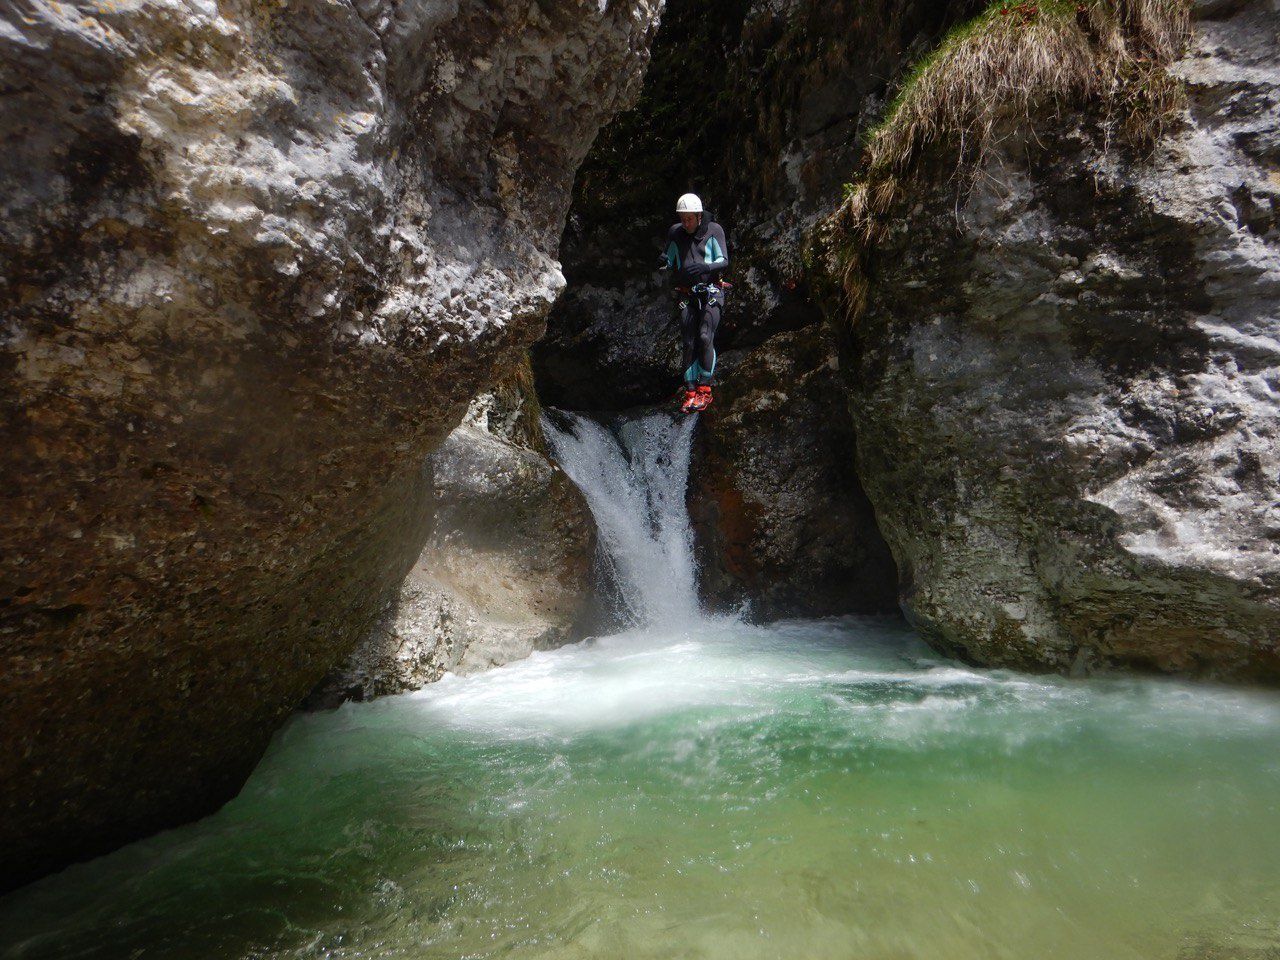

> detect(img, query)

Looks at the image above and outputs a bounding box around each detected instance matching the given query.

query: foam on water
[4,411,1280,959]
[406,616,921,737]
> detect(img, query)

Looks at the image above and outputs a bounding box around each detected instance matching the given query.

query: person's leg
[696,296,722,385]
[680,297,699,389]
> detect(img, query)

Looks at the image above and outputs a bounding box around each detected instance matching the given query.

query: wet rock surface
[689,328,898,618]
[309,379,595,706]
[0,0,660,888]
[843,0,1280,680]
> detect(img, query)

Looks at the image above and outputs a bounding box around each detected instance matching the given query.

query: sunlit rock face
[845,0,1280,680]
[0,0,661,889]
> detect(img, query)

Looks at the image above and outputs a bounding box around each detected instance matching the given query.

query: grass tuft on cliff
[821,0,1190,317]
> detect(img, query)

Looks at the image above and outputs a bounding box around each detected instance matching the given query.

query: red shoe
[689,384,713,412]
[678,388,699,414]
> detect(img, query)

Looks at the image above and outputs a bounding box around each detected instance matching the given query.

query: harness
[675,280,732,310]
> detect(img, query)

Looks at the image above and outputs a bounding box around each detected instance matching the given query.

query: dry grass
[867,6,1095,184]
[823,0,1191,315]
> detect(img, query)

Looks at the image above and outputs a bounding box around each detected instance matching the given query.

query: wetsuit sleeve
[704,223,729,274]
[663,225,681,270]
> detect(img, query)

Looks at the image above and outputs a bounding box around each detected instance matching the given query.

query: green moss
[864,0,1092,152]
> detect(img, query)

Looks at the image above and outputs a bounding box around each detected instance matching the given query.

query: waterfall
[543,410,700,628]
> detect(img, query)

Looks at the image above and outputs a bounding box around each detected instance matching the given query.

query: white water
[542,410,700,628]
[5,413,1280,959]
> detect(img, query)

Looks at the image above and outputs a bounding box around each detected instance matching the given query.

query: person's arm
[657,226,680,271]
[663,239,679,270]
[704,223,729,275]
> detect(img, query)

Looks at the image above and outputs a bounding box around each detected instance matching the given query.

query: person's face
[679,212,700,233]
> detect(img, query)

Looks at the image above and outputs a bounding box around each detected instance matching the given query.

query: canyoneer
[659,193,729,414]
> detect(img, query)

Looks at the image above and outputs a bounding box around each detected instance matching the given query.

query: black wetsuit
[663,219,729,386]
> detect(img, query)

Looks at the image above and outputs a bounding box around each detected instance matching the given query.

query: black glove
[683,261,714,280]
[655,253,670,270]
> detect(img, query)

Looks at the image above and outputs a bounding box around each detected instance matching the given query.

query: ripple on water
[2,616,1280,960]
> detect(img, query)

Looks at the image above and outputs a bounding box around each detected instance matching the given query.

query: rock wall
[689,326,898,617]
[537,0,973,615]
[309,369,595,705]
[537,0,978,409]
[840,0,1280,680]
[0,0,661,888]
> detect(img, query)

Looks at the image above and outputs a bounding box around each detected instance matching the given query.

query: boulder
[309,376,596,704]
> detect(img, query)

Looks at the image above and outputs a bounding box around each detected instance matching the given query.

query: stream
[2,413,1278,959]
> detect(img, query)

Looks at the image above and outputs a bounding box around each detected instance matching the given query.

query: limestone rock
[844,0,1280,680]
[0,0,661,888]
[309,383,595,705]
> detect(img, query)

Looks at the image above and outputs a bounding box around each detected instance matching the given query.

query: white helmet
[676,193,703,214]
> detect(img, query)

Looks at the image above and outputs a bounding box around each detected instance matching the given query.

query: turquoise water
[3,615,1279,960]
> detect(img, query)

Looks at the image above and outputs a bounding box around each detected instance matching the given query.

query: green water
[3,617,1279,960]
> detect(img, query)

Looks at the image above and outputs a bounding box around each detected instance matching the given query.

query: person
[659,193,729,413]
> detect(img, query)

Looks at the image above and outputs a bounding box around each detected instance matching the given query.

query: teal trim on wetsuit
[703,235,725,267]
[665,241,680,270]
[664,215,729,388]
[684,355,716,385]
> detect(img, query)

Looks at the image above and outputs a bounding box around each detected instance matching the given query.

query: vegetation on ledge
[816,0,1191,320]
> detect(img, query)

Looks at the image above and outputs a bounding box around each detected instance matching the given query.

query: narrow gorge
[2,0,1279,955]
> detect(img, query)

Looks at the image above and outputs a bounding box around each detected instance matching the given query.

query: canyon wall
[537,0,979,615]
[833,0,1280,679]
[549,0,1279,678]
[0,0,661,888]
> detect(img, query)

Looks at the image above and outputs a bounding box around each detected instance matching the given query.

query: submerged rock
[0,0,660,888]
[842,0,1280,680]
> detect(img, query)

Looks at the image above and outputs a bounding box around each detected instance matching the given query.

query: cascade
[6,422,1280,960]
[542,410,700,628]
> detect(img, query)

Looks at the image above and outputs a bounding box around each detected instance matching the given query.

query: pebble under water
[3,615,1280,960]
